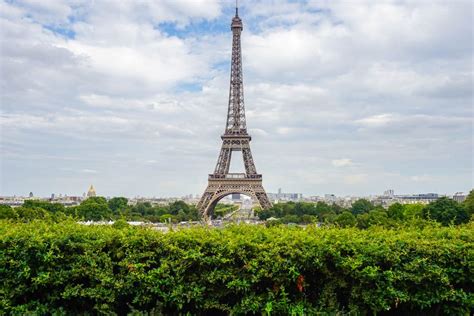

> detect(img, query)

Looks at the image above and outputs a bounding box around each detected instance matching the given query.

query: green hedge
[0,220,472,315]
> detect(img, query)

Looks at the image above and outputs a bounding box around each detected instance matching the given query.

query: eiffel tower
[197,6,272,219]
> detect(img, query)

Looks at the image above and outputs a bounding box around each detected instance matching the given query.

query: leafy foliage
[351,198,374,215]
[256,201,336,224]
[257,197,471,228]
[403,203,424,219]
[0,205,16,220]
[0,221,472,314]
[15,206,49,221]
[387,202,404,220]
[464,189,474,218]
[108,197,128,213]
[423,197,469,226]
[23,200,65,213]
[334,211,356,227]
[13,198,202,223]
[214,203,239,218]
[76,197,111,221]
[121,200,200,223]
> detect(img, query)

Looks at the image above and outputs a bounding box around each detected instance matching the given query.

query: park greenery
[0,198,237,223]
[0,191,472,314]
[0,190,472,228]
[0,220,472,314]
[256,190,474,228]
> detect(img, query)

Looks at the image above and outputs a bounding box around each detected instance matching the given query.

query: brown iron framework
[197,7,272,219]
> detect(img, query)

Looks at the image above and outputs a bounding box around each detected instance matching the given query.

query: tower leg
[197,180,271,219]
[255,192,272,209]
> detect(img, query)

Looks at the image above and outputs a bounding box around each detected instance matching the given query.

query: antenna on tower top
[235,0,238,16]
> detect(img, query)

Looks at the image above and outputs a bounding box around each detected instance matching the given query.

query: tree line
[0,197,237,223]
[256,190,474,227]
[0,190,472,226]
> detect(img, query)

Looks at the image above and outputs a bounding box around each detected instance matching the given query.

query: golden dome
[87,185,96,197]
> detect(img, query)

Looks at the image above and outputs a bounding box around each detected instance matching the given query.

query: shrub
[0,221,472,315]
[112,218,130,229]
[0,205,16,220]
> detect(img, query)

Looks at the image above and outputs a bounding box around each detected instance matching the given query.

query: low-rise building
[452,192,467,203]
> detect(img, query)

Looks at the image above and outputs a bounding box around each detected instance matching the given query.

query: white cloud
[332,159,353,167]
[410,175,433,182]
[356,114,395,127]
[0,0,472,197]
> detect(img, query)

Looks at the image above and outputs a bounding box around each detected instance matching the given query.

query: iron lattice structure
[197,8,272,219]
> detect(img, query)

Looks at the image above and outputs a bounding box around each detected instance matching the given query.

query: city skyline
[1,185,469,201]
[1,1,472,197]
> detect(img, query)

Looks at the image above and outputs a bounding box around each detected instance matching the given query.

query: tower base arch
[197,176,272,220]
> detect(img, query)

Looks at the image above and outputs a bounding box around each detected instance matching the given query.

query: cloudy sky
[0,0,472,198]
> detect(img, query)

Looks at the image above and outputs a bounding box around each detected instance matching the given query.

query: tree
[321,211,337,223]
[367,209,390,226]
[331,203,345,214]
[403,204,424,219]
[387,203,404,220]
[356,209,390,229]
[463,190,474,218]
[16,207,48,221]
[256,207,274,220]
[108,197,128,213]
[334,211,356,227]
[77,203,111,221]
[23,200,65,213]
[295,202,316,216]
[160,214,173,223]
[83,196,107,205]
[280,214,300,224]
[423,197,468,226]
[351,199,374,215]
[0,205,17,219]
[112,218,130,229]
[134,202,152,216]
[169,201,189,215]
[77,197,111,221]
[300,214,317,224]
[214,204,238,218]
[315,201,331,214]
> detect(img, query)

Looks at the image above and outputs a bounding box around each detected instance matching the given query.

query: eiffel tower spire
[197,6,272,219]
[226,0,246,134]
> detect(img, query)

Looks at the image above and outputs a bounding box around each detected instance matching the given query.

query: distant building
[268,189,302,202]
[453,192,466,203]
[29,192,33,198]
[383,189,394,197]
[232,193,240,200]
[87,185,96,197]
[324,194,336,203]
[395,193,440,204]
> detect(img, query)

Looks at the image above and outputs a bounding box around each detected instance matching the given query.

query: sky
[0,0,472,198]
